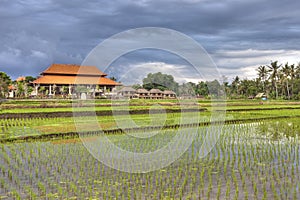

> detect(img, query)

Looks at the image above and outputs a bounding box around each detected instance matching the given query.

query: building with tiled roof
[33,64,120,98]
[163,90,176,99]
[116,86,138,99]
[136,88,150,99]
[16,76,26,82]
[114,87,176,99]
[149,88,163,99]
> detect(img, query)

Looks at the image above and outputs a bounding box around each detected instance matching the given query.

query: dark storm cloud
[0,0,300,80]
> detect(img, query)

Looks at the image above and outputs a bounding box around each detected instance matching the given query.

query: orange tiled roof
[16,76,25,82]
[8,85,16,90]
[33,75,120,86]
[42,64,107,76]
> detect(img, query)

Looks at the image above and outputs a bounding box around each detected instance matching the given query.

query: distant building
[117,86,138,99]
[7,76,26,98]
[115,87,177,99]
[16,76,25,82]
[163,90,176,99]
[33,64,120,98]
[137,88,150,99]
[149,89,163,99]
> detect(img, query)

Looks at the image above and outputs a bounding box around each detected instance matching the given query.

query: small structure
[7,77,27,98]
[255,93,264,98]
[149,89,163,99]
[137,88,150,99]
[33,64,120,98]
[163,90,176,99]
[8,85,16,98]
[255,93,267,100]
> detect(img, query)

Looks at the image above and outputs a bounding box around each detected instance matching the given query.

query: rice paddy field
[0,99,300,199]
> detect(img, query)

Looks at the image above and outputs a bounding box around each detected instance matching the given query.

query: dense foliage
[141,61,300,99]
[1,60,300,99]
[229,61,300,99]
[0,72,11,98]
[142,72,179,92]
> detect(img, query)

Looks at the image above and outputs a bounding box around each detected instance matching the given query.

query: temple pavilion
[33,64,120,98]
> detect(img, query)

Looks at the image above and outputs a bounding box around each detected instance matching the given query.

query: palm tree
[267,61,281,99]
[257,65,268,92]
[231,76,240,96]
[290,64,296,97]
[281,63,291,99]
[296,62,300,79]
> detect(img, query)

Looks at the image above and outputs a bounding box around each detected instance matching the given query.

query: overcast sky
[1,0,300,83]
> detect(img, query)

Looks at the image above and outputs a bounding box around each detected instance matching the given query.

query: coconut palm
[231,76,240,96]
[281,63,291,99]
[257,65,268,92]
[267,61,281,99]
[289,64,296,97]
[296,63,300,79]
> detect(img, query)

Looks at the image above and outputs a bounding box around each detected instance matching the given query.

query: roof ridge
[42,63,107,76]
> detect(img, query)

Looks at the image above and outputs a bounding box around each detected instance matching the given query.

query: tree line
[0,73,35,98]
[1,60,300,99]
[228,61,300,99]
[134,61,300,99]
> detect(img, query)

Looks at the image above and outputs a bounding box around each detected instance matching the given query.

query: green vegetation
[142,72,179,92]
[0,72,11,98]
[3,60,300,100]
[126,61,300,99]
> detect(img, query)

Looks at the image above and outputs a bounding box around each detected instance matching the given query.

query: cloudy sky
[1,0,300,83]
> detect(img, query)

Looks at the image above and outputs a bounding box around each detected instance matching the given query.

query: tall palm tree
[281,63,291,99]
[296,62,300,79]
[290,64,296,97]
[267,61,281,99]
[231,76,240,96]
[257,65,268,92]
